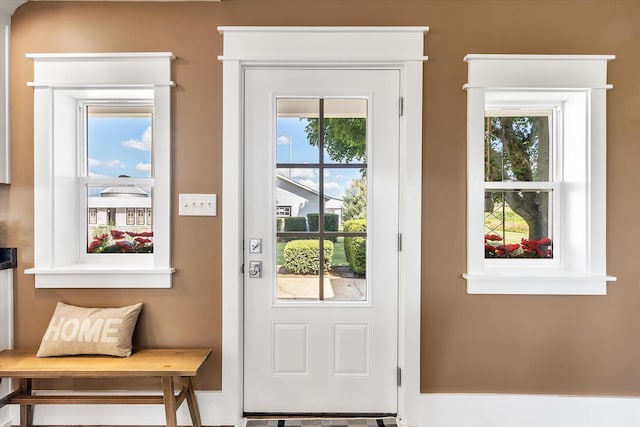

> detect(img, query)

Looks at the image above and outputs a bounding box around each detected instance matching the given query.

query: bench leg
[184,376,202,427]
[19,378,33,427]
[161,376,178,427]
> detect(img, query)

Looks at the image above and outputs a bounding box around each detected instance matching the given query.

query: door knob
[249,261,262,278]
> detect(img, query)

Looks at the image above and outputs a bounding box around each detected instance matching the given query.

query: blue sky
[87,117,152,178]
[276,117,362,200]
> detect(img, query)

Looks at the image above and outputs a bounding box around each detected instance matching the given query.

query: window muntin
[483,110,555,259]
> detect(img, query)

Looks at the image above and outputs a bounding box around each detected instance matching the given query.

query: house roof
[276,173,342,202]
[100,186,149,197]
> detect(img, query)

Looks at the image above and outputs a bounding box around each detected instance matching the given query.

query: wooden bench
[0,348,211,427]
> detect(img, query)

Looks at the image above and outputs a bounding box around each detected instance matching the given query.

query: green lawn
[277,238,349,267]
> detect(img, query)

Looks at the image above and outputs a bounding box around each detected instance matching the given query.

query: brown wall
[1,0,639,395]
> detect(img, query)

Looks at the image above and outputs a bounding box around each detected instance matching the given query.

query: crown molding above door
[1,0,26,15]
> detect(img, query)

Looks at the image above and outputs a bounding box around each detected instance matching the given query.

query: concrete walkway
[276,275,366,301]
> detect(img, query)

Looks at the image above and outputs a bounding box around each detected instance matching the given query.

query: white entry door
[244,68,399,414]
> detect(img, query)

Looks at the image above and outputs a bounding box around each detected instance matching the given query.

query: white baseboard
[401,393,640,427]
[4,392,640,427]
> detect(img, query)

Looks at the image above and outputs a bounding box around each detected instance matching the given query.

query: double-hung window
[82,104,154,256]
[464,55,616,295]
[483,107,558,262]
[26,53,174,288]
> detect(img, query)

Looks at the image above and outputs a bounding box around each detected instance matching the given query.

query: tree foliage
[485,116,550,240]
[342,177,367,222]
[303,118,366,163]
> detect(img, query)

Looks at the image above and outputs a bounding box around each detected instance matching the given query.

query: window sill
[463,272,617,295]
[24,266,175,289]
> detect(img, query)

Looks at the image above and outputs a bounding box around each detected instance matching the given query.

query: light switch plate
[179,193,217,216]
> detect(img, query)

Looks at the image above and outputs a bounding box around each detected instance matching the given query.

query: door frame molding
[219,26,428,425]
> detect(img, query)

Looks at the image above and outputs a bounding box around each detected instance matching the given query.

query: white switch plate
[179,193,217,216]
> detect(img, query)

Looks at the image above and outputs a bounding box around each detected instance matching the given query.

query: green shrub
[284,217,307,232]
[307,213,339,241]
[283,239,334,274]
[343,219,366,275]
[276,218,284,232]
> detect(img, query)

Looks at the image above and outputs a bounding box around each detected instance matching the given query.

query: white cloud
[105,159,126,169]
[136,163,152,172]
[298,179,319,190]
[290,169,317,179]
[324,181,340,189]
[88,172,108,178]
[88,158,101,168]
[324,170,330,177]
[121,126,152,151]
[277,135,290,145]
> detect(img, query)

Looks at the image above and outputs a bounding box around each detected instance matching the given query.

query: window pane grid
[276,97,368,302]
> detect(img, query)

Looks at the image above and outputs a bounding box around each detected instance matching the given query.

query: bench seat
[0,348,211,427]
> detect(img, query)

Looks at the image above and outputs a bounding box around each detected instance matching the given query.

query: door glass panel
[276,99,320,164]
[276,237,321,300]
[322,99,367,164]
[275,98,368,302]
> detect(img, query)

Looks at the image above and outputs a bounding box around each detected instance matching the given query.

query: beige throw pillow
[37,302,142,357]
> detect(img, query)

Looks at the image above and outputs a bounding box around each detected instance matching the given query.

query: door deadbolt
[248,261,262,278]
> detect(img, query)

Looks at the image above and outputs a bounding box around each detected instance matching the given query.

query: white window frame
[464,54,616,295]
[25,52,175,288]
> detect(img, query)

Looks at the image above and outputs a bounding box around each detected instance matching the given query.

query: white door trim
[219,26,427,424]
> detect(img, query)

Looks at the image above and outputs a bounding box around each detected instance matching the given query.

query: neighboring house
[87,186,152,231]
[276,174,343,223]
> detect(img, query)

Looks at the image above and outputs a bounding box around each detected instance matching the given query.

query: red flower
[484,234,503,242]
[538,237,552,246]
[135,237,152,245]
[521,237,552,257]
[496,243,520,257]
[110,230,125,239]
[115,241,133,253]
